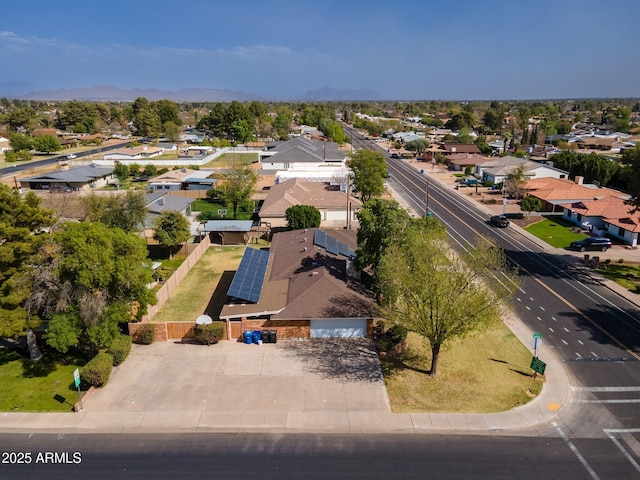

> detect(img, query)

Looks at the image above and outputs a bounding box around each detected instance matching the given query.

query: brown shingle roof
[259,178,362,218]
[219,229,374,320]
[441,143,481,154]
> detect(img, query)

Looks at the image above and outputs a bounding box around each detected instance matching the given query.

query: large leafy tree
[83,192,148,232]
[153,211,191,259]
[622,145,640,209]
[33,134,62,153]
[210,161,258,219]
[378,228,519,376]
[405,139,430,156]
[0,186,55,341]
[285,205,321,230]
[355,198,413,293]
[347,150,388,202]
[26,222,156,353]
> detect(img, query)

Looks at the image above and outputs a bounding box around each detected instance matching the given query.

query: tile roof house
[219,228,375,340]
[523,177,631,212]
[20,165,115,191]
[258,178,362,230]
[259,137,347,171]
[447,153,490,171]
[559,195,640,246]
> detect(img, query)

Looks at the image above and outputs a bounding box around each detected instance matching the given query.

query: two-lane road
[346,124,640,435]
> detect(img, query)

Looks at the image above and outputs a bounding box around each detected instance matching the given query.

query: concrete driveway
[84,338,390,421]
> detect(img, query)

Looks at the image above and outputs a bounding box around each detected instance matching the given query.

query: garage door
[310,319,367,338]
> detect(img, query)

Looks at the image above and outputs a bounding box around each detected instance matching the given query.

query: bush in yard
[384,324,408,356]
[195,322,225,345]
[136,324,156,345]
[108,334,132,365]
[80,352,114,387]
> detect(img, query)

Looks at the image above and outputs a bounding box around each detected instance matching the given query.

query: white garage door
[310,319,367,338]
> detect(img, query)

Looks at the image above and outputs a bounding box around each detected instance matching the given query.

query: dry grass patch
[152,246,245,323]
[203,153,258,168]
[381,317,542,413]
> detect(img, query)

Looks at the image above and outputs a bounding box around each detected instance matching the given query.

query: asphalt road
[0,140,131,178]
[346,125,640,465]
[1,432,638,480]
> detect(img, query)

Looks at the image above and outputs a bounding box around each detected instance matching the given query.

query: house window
[576,214,582,222]
[618,227,624,237]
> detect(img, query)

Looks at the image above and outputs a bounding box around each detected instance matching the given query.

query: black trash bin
[270,330,277,344]
[262,330,270,344]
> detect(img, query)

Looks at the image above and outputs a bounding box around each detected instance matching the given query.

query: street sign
[533,333,541,339]
[73,368,80,388]
[530,356,547,375]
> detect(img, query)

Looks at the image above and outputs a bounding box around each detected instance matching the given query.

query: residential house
[143,191,194,237]
[440,143,481,155]
[477,156,569,185]
[259,137,347,171]
[147,168,216,191]
[219,228,375,340]
[447,153,489,172]
[104,145,164,161]
[522,176,630,213]
[560,196,640,246]
[570,136,632,153]
[20,164,115,191]
[258,178,362,230]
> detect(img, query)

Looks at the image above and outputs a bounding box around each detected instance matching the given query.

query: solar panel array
[313,229,355,258]
[227,248,270,303]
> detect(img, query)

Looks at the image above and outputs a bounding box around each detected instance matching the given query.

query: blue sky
[1,0,638,100]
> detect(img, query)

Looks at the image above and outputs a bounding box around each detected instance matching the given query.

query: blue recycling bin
[243,330,252,344]
[252,330,262,344]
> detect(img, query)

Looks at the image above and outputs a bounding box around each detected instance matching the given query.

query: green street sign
[533,333,542,339]
[73,368,80,388]
[530,356,546,375]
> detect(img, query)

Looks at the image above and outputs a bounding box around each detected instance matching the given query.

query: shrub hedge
[80,352,113,387]
[108,334,132,366]
[136,324,156,345]
[195,322,225,345]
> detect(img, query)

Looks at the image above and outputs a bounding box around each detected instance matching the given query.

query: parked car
[489,215,509,227]
[66,154,77,159]
[569,237,612,252]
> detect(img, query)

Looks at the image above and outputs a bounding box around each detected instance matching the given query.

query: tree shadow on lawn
[489,357,534,378]
[379,349,432,377]
[21,349,87,379]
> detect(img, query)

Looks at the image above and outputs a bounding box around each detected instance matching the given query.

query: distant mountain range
[9,85,385,102]
[19,86,258,102]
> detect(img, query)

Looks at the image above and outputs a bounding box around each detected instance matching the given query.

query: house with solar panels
[219,228,374,340]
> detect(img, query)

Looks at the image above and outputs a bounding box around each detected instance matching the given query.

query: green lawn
[191,198,254,220]
[597,262,640,293]
[380,317,543,413]
[0,348,89,412]
[202,152,258,168]
[524,218,587,248]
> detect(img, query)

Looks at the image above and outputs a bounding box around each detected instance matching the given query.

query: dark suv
[489,215,509,227]
[569,237,612,252]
